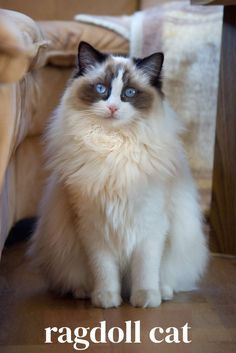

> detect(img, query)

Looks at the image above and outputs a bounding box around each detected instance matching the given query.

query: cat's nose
[108,105,118,114]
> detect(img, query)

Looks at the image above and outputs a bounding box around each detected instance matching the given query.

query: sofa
[0,6,132,257]
[0,1,222,259]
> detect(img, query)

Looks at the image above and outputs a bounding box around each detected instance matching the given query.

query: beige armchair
[0,9,129,258]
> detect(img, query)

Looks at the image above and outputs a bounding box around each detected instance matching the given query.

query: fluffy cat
[29,41,208,308]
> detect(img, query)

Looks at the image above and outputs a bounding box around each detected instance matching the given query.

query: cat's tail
[5,218,37,247]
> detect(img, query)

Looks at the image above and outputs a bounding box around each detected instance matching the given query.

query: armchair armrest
[0,9,48,255]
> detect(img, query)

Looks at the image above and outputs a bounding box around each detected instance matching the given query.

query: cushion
[38,21,129,67]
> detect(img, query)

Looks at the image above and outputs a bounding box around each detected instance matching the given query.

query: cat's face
[67,42,164,128]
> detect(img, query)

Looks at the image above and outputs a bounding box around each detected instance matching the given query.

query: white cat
[29,41,208,308]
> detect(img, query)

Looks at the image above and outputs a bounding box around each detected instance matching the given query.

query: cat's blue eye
[124,87,136,98]
[96,83,107,94]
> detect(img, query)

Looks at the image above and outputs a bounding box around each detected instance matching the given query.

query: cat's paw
[161,285,174,301]
[91,290,122,308]
[130,289,162,308]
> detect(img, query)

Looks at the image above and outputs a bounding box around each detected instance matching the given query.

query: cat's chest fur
[57,121,171,252]
[47,110,178,250]
[68,128,149,196]
[58,117,177,201]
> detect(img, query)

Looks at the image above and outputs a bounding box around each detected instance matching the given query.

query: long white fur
[29,55,208,308]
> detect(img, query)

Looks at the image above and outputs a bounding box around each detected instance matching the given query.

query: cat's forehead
[88,55,149,85]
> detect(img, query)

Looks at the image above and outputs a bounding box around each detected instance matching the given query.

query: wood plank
[0,244,236,352]
[210,6,236,255]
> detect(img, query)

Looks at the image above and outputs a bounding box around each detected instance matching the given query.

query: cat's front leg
[88,247,122,309]
[130,227,167,308]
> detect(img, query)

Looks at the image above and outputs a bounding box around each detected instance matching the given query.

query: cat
[28,41,208,308]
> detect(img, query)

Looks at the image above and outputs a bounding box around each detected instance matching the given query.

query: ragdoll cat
[29,41,208,308]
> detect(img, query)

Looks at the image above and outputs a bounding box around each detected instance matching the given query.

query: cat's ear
[134,53,164,82]
[77,41,108,75]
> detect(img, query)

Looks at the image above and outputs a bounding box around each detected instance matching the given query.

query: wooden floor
[0,243,236,353]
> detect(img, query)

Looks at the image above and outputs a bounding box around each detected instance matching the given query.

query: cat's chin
[99,115,131,128]
[105,114,118,121]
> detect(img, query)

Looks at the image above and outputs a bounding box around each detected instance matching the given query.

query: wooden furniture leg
[210,6,236,255]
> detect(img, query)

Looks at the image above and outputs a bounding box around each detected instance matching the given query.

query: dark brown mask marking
[120,69,155,111]
[73,41,164,114]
